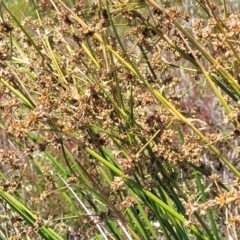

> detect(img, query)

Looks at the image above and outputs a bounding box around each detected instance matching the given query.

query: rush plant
[0,0,240,239]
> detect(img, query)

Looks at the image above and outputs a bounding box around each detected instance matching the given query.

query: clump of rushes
[0,0,240,239]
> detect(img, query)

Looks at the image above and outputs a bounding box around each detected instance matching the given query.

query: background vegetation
[0,0,240,239]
